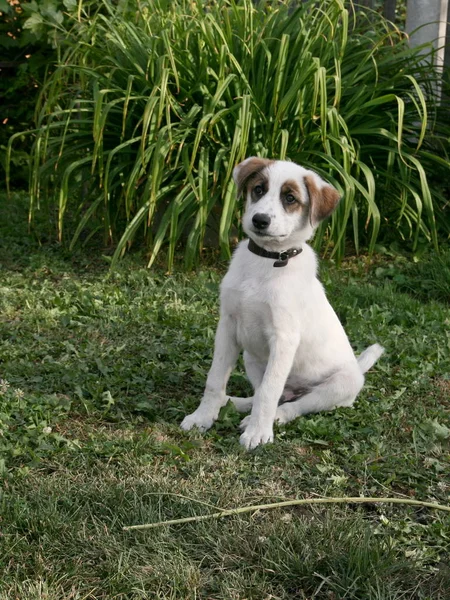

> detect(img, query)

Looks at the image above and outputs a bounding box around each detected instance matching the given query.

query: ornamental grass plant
[8,0,450,269]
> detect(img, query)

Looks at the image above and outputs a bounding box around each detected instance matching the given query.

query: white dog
[181,158,384,449]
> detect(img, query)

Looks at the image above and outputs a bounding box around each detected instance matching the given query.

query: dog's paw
[239,422,273,450]
[230,396,254,413]
[274,403,294,425]
[180,410,215,432]
[239,415,251,431]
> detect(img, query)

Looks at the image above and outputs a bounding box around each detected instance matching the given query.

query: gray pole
[406,0,449,67]
[406,0,449,99]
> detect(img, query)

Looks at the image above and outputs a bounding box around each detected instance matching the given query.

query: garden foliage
[8,0,450,268]
[0,0,57,185]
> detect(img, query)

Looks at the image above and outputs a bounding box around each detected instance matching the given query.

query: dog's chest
[220,269,280,358]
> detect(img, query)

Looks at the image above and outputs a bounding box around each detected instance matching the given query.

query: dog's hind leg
[229,396,254,412]
[234,386,300,414]
[275,367,364,424]
[229,352,265,413]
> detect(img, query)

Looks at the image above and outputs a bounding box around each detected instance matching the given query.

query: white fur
[181,159,384,449]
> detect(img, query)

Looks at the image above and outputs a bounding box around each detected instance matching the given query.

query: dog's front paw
[239,421,273,450]
[180,410,215,432]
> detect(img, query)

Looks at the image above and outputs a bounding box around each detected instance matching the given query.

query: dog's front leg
[240,333,298,450]
[181,314,239,432]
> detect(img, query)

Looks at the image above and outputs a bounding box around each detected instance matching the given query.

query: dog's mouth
[253,231,287,238]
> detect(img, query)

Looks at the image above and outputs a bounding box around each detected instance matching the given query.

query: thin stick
[123,496,450,531]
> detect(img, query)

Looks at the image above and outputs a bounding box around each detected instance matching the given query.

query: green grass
[1,193,449,599]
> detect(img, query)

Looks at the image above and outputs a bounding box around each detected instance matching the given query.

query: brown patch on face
[304,174,341,225]
[249,173,269,203]
[234,157,274,198]
[280,179,303,213]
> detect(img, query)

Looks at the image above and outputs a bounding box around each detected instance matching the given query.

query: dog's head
[233,157,341,249]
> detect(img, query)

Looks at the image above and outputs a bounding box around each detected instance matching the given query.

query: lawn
[0,193,449,599]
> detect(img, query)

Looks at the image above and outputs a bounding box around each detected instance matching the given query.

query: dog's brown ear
[304,174,341,226]
[233,157,273,198]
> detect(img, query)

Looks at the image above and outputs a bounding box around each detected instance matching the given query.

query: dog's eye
[253,185,264,196]
[285,194,296,204]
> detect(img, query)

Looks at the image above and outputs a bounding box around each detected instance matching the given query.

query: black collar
[247,238,303,267]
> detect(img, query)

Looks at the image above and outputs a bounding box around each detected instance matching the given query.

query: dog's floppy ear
[233,157,273,198]
[304,173,341,226]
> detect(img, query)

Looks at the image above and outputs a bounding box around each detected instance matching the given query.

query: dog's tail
[357,343,384,374]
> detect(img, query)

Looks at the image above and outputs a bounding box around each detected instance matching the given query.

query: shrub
[0,0,54,187]
[0,0,112,187]
[8,0,450,269]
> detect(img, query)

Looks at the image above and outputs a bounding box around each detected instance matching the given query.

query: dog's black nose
[252,213,271,230]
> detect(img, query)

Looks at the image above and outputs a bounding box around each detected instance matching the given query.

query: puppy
[181,158,384,449]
